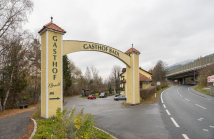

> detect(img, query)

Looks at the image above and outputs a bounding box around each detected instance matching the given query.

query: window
[140,83,142,88]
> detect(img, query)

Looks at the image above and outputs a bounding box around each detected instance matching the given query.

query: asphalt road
[64,96,169,139]
[160,85,214,139]
[0,110,35,139]
[64,86,214,139]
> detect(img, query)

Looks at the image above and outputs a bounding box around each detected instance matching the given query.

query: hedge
[140,86,156,100]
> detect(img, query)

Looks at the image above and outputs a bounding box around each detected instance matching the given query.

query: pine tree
[63,55,72,95]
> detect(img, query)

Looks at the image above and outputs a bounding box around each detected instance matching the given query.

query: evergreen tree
[109,87,112,94]
[63,55,72,95]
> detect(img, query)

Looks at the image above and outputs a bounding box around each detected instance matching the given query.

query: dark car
[88,94,96,99]
[114,95,126,101]
[100,92,107,98]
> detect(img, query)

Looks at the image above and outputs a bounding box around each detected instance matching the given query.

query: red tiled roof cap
[125,48,140,54]
[38,22,66,34]
[139,73,152,82]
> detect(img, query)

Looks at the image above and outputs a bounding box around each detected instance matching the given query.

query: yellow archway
[39,22,140,118]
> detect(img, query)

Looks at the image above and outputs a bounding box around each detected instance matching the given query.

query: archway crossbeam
[63,40,131,67]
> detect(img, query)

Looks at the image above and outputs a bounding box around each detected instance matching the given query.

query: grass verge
[194,84,214,97]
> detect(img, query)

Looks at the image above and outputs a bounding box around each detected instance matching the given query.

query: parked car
[88,94,96,99]
[100,92,107,98]
[114,95,126,101]
[115,94,120,97]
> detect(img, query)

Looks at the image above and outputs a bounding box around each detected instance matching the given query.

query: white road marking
[69,104,76,116]
[182,134,189,139]
[210,126,214,128]
[198,118,204,121]
[203,129,209,132]
[161,90,164,103]
[166,109,171,115]
[170,117,180,127]
[180,95,182,97]
[195,104,206,109]
[185,98,189,101]
[177,87,180,93]
[188,87,191,92]
[163,104,166,108]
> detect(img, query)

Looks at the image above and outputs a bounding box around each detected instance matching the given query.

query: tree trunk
[2,68,13,111]
[0,99,2,111]
[2,89,10,111]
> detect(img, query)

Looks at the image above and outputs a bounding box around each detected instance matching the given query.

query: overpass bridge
[166,55,214,84]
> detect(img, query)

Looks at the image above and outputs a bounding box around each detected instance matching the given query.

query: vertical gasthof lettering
[52,36,58,80]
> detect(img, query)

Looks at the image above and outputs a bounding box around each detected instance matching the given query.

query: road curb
[188,86,214,101]
[93,126,117,139]
[29,118,37,139]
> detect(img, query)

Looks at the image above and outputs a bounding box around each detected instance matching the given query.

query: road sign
[207,75,214,82]
[157,82,161,85]
[175,80,178,82]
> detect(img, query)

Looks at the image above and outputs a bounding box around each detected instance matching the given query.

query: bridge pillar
[183,78,185,85]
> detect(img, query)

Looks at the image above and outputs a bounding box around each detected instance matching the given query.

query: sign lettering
[52,36,58,80]
[83,44,119,57]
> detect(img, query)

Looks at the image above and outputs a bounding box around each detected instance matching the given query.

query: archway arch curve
[63,40,131,67]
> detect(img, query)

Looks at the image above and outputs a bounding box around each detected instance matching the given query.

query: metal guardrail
[166,55,214,76]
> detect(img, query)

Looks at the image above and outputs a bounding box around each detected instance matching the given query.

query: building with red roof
[120,67,152,95]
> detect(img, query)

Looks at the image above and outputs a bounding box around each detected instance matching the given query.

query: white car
[114,95,126,101]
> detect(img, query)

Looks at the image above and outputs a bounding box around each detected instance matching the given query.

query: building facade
[120,67,152,95]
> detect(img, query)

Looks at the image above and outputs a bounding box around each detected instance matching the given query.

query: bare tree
[152,60,167,83]
[27,36,41,104]
[84,67,92,89]
[0,0,33,54]
[109,65,121,93]
[90,66,99,84]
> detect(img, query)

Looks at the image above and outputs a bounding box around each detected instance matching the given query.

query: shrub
[198,64,214,86]
[33,108,114,139]
[140,86,156,100]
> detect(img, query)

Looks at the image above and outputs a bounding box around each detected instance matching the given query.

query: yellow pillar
[126,52,140,104]
[39,22,66,118]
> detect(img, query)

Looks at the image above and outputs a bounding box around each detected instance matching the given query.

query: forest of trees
[0,0,122,111]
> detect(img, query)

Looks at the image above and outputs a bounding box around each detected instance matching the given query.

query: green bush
[33,108,114,139]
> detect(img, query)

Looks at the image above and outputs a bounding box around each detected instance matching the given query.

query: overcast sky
[24,0,214,79]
